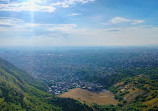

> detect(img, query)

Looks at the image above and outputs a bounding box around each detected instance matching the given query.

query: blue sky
[0,0,158,46]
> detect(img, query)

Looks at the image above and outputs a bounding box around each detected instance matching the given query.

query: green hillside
[0,57,92,111]
[94,72,158,111]
[1,56,158,111]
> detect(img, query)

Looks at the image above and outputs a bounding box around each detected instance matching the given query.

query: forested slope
[0,57,92,111]
[1,55,158,111]
[94,69,158,111]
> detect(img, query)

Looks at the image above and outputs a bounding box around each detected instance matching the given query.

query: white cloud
[0,18,84,35]
[111,17,130,23]
[0,1,56,12]
[68,13,80,16]
[131,20,145,25]
[111,17,145,25]
[103,28,123,32]
[47,24,94,36]
[0,17,23,26]
[30,26,158,46]
[0,17,157,46]
[0,0,94,12]
[0,0,9,2]
[51,0,95,8]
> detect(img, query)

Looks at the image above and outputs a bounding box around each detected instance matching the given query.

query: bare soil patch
[58,88,118,105]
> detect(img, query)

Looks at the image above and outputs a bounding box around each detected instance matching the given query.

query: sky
[0,0,158,46]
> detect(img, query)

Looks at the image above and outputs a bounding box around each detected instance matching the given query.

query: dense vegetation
[94,68,158,110]
[0,47,158,110]
[0,57,92,111]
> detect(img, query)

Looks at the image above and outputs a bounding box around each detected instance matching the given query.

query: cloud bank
[0,0,95,12]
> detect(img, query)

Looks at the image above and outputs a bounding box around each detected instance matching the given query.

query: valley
[0,47,158,110]
[0,0,158,110]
